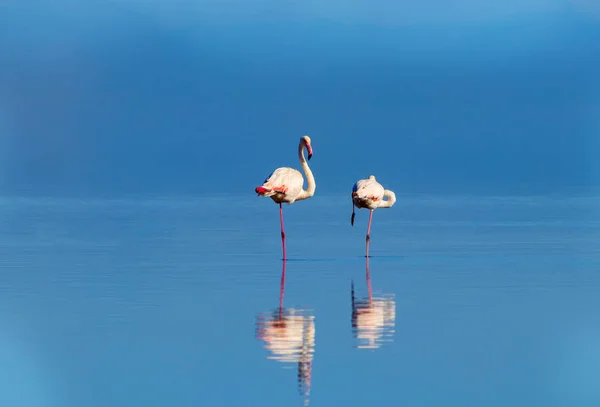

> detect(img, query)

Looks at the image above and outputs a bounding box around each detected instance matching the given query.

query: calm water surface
[1,195,599,407]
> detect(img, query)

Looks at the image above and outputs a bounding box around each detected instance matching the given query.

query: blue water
[1,195,599,407]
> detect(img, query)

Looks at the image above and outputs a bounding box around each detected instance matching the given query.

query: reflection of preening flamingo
[255,261,315,405]
[255,136,316,260]
[351,175,396,257]
[351,257,396,350]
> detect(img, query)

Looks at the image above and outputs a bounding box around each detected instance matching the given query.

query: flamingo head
[302,135,313,160]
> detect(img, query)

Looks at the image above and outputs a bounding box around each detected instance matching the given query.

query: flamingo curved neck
[296,140,315,201]
[379,190,396,208]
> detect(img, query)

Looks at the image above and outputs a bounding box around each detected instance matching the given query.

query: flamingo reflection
[255,261,315,405]
[351,257,396,350]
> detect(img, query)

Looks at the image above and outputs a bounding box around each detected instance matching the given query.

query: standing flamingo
[255,135,316,260]
[351,175,396,257]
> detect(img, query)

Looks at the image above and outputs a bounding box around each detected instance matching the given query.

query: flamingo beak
[306,144,313,161]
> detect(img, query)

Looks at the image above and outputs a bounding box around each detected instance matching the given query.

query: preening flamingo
[351,175,396,257]
[255,136,316,260]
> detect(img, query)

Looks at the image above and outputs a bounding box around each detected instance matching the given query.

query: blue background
[1,0,599,196]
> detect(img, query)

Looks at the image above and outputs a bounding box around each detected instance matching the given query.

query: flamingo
[351,175,396,257]
[255,135,316,260]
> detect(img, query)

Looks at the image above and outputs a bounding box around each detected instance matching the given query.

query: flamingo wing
[353,177,384,200]
[352,176,384,209]
[259,167,304,202]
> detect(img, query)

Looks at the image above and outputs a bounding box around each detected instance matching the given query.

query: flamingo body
[352,175,386,210]
[257,167,305,204]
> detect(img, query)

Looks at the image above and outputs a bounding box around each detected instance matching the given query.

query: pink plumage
[351,175,396,257]
[352,175,386,210]
[256,135,316,260]
[256,167,306,204]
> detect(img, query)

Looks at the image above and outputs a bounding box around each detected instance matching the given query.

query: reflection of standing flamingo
[351,257,396,350]
[255,261,315,405]
[255,136,316,260]
[351,175,396,257]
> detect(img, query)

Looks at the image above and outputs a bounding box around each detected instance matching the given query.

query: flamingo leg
[280,203,287,260]
[366,209,373,258]
[279,259,286,319]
